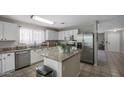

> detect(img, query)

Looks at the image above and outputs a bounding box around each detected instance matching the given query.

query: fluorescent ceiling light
[108,28,123,32]
[31,15,54,24]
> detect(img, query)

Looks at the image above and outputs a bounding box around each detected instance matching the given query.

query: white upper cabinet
[46,29,58,40]
[4,22,18,41]
[59,29,78,40]
[72,29,78,40]
[0,21,18,41]
[58,31,61,40]
[45,29,78,41]
[59,31,64,40]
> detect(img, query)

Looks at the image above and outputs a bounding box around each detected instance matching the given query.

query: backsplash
[0,42,18,48]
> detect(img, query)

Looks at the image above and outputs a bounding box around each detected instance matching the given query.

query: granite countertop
[0,48,32,54]
[41,47,81,62]
[0,46,50,54]
[0,46,81,62]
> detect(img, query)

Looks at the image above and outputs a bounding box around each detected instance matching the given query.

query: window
[20,27,45,44]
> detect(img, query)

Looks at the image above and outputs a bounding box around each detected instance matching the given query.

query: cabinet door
[50,31,58,40]
[53,31,58,40]
[65,31,71,40]
[0,22,3,40]
[46,30,56,40]
[4,22,18,40]
[31,50,38,64]
[55,31,58,40]
[37,50,43,61]
[50,31,54,40]
[45,30,49,40]
[59,31,65,40]
[73,29,78,40]
[62,31,65,40]
[31,49,43,64]
[2,53,15,72]
[58,32,62,40]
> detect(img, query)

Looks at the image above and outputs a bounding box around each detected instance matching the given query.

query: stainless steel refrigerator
[77,32,94,64]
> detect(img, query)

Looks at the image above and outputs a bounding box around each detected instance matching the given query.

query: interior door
[106,32,120,52]
[59,31,63,40]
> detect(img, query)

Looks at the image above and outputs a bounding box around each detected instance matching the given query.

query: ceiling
[1,15,124,32]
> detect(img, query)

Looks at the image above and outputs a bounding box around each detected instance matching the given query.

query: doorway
[105,31,120,52]
[98,33,105,50]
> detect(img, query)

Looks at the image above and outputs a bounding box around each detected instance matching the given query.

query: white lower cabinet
[30,49,43,64]
[0,53,15,75]
[2,53,15,72]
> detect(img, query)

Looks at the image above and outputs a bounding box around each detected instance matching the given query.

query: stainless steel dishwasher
[15,50,30,69]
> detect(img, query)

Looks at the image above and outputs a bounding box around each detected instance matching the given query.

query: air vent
[60,22,65,24]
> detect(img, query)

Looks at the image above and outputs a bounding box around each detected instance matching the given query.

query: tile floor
[79,50,124,77]
[2,50,124,77]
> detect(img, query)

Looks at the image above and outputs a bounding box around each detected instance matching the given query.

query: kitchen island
[42,47,81,77]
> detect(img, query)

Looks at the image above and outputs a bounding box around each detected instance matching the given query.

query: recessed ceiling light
[31,15,54,25]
